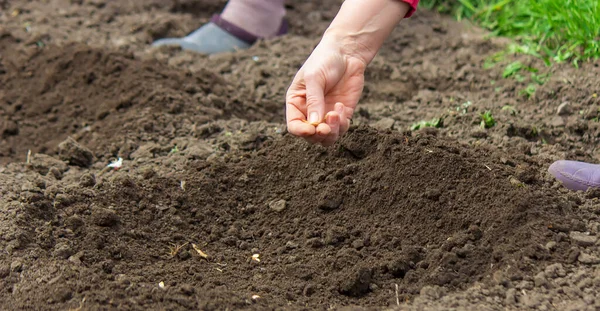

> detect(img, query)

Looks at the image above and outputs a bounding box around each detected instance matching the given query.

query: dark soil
[0,34,281,164]
[1,0,599,310]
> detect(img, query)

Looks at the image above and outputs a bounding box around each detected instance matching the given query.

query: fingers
[287,101,349,147]
[317,103,350,146]
[285,70,352,146]
[304,73,326,125]
[286,103,316,137]
[320,111,341,147]
[309,123,332,145]
[306,108,342,147]
[286,77,316,137]
[339,103,353,136]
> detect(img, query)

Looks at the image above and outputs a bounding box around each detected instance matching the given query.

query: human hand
[285,38,366,146]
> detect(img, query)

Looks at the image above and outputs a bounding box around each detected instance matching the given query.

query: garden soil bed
[1,1,600,310]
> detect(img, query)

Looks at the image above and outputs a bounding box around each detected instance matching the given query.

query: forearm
[322,0,411,64]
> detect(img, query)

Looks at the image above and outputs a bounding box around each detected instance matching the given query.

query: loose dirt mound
[0,127,581,309]
[0,35,282,164]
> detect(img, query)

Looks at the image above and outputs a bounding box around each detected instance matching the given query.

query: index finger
[286,99,317,137]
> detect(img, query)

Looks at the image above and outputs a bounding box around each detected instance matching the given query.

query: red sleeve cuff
[400,0,419,17]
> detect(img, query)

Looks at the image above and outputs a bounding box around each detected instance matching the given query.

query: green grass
[420,0,600,66]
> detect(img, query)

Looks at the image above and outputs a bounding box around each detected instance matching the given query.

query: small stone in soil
[373,118,395,130]
[578,253,600,265]
[569,231,598,247]
[351,239,364,250]
[285,241,298,250]
[269,199,286,212]
[318,194,343,211]
[557,102,571,116]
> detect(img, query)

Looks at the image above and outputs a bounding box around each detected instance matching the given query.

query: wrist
[320,0,410,65]
[321,28,373,66]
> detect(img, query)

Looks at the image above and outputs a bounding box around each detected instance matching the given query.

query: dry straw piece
[192,243,209,260]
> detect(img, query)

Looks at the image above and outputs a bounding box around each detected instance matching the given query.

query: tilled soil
[1,1,600,310]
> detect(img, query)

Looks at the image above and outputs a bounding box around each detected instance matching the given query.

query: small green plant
[501,105,517,115]
[531,72,551,85]
[411,117,444,131]
[519,84,537,98]
[531,126,540,136]
[502,61,524,78]
[480,111,496,129]
[483,52,506,69]
[169,145,179,154]
[455,101,473,114]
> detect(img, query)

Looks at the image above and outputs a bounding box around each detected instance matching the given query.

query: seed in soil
[301,118,327,127]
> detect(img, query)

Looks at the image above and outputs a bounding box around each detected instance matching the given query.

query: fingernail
[308,112,319,123]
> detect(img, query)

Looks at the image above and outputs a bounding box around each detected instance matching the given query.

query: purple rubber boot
[548,160,600,191]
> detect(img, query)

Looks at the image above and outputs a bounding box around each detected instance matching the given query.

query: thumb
[304,73,326,124]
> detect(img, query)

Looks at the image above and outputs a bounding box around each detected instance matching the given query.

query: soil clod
[269,199,287,212]
[338,267,373,297]
[58,137,94,167]
[91,207,120,227]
